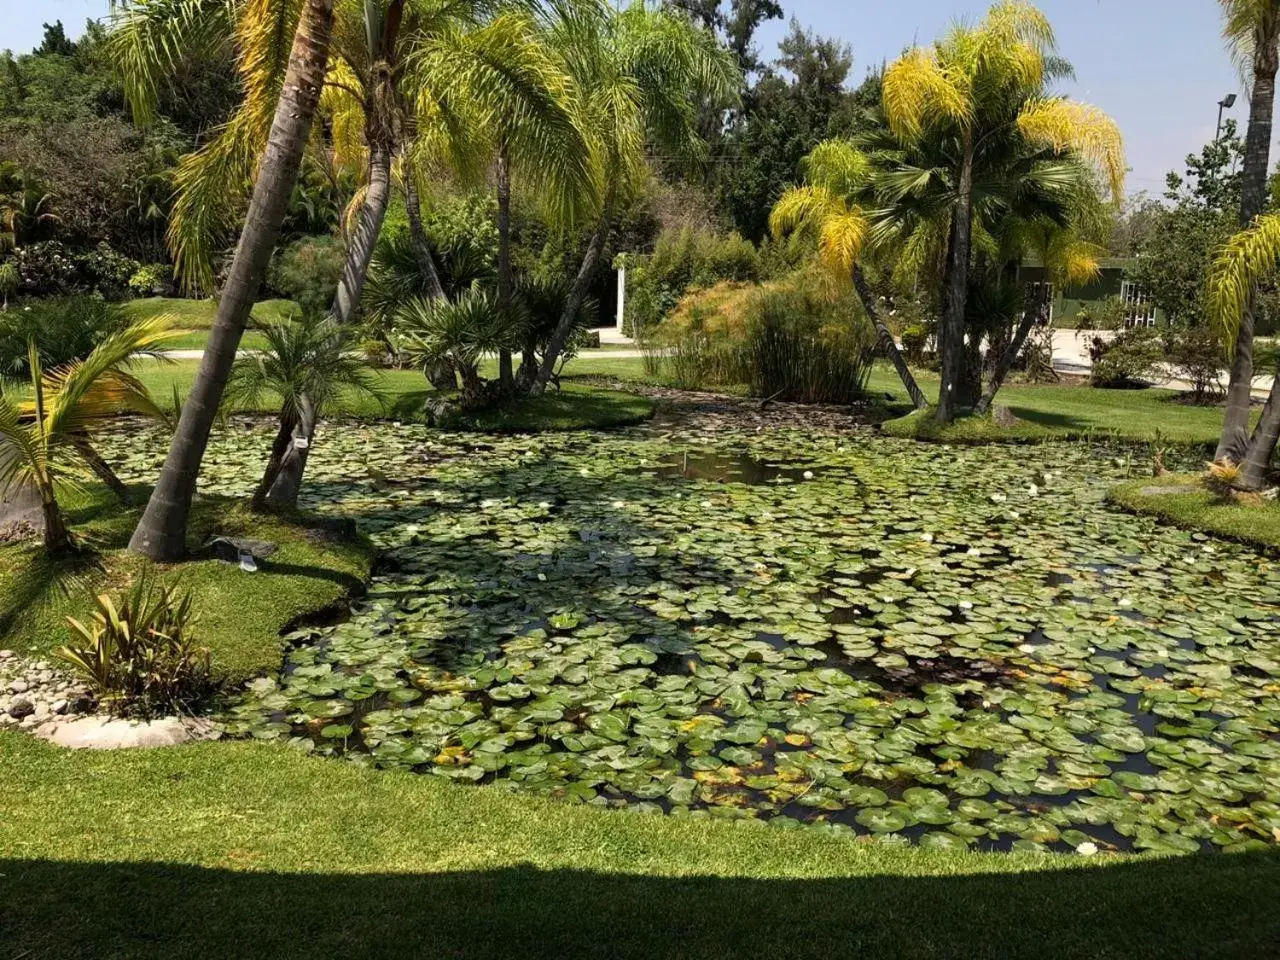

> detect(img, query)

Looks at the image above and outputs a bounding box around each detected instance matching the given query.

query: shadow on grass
[3,852,1278,958]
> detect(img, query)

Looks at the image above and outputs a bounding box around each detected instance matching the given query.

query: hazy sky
[0,0,1249,196]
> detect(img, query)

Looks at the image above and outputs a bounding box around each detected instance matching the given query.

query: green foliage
[1164,327,1226,403]
[648,270,875,403]
[128,263,173,297]
[57,574,213,718]
[395,288,521,372]
[900,323,932,365]
[1090,327,1164,387]
[267,236,345,315]
[10,241,139,298]
[0,295,125,376]
[624,227,763,332]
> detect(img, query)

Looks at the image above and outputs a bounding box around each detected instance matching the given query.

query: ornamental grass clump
[57,575,213,718]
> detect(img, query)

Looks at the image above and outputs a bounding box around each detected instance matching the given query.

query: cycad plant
[0,318,177,553]
[878,0,1124,422]
[1216,0,1280,462]
[226,310,383,510]
[395,288,524,409]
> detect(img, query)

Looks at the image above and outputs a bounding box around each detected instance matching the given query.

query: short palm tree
[1216,0,1280,462]
[226,311,383,510]
[880,0,1124,422]
[0,318,176,553]
[529,1,740,393]
[113,0,336,561]
[769,140,929,410]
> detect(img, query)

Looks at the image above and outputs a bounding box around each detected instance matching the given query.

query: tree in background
[880,0,1124,423]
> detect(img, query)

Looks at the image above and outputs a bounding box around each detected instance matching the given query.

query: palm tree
[880,0,1125,423]
[528,1,740,394]
[115,0,336,561]
[0,318,176,553]
[1217,0,1280,463]
[226,311,382,510]
[770,140,929,410]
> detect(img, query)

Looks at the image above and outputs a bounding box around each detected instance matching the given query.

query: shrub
[12,241,139,298]
[900,323,931,365]
[0,294,125,376]
[623,227,764,333]
[1090,326,1164,387]
[647,270,876,404]
[1164,327,1225,403]
[57,576,214,719]
[128,263,174,297]
[1074,295,1131,331]
[268,235,346,314]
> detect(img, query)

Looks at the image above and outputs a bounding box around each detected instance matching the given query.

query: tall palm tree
[880,0,1124,423]
[0,318,177,553]
[226,311,382,509]
[527,0,739,394]
[1217,0,1280,463]
[115,0,336,561]
[770,140,929,411]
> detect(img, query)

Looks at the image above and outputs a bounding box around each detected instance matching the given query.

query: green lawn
[120,296,298,329]
[164,328,271,351]
[1,733,1276,959]
[1109,474,1280,550]
[0,486,374,683]
[128,358,654,430]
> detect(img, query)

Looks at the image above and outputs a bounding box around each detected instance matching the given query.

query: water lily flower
[803,471,814,480]
[1076,841,1098,856]
[1027,484,1039,496]
[1018,643,1037,654]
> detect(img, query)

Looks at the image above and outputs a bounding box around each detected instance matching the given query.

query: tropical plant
[0,317,176,552]
[57,574,213,718]
[1217,0,1280,463]
[529,1,740,393]
[395,287,522,409]
[117,0,336,561]
[769,139,929,410]
[0,261,17,311]
[878,0,1124,422]
[226,310,382,510]
[0,296,126,379]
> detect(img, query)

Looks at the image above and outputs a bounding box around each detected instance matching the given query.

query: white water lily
[990,493,1007,503]
[921,533,935,543]
[959,601,974,610]
[611,500,626,508]
[1018,643,1037,654]
[1076,841,1099,856]
[1119,597,1133,607]
[967,547,981,557]
[803,470,815,480]
[1027,484,1039,497]
[538,501,551,510]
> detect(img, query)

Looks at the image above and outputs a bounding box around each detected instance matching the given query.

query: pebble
[0,654,94,730]
[7,697,34,719]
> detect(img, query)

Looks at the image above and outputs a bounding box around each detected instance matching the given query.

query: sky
[0,0,1249,196]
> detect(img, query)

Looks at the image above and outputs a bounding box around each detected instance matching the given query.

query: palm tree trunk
[976,288,1046,416]
[40,486,71,554]
[330,140,393,325]
[1219,32,1279,464]
[252,414,297,510]
[71,436,131,504]
[403,170,446,302]
[937,134,975,425]
[851,265,928,410]
[128,0,334,562]
[531,183,618,395]
[496,147,514,393]
[1238,376,1280,490]
[265,396,316,511]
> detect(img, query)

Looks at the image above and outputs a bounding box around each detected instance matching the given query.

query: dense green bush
[648,271,876,404]
[1090,326,1164,387]
[1163,327,1226,403]
[268,236,346,314]
[623,227,763,333]
[0,295,124,376]
[11,241,138,298]
[128,263,173,297]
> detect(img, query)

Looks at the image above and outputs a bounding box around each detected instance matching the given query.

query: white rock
[39,715,221,750]
[51,699,69,715]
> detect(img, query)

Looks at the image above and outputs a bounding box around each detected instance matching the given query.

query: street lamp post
[1217,93,1238,140]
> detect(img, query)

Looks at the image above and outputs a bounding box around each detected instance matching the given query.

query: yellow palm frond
[768,186,844,242]
[817,210,869,275]
[1017,98,1127,200]
[1207,212,1280,349]
[883,47,971,140]
[1055,239,1104,287]
[321,59,369,176]
[801,140,872,197]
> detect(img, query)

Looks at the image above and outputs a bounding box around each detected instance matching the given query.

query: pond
[121,418,1280,855]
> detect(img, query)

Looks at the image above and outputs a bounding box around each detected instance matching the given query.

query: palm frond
[1017,97,1127,201]
[1208,212,1280,350]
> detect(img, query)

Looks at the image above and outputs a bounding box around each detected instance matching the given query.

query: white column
[615,265,626,335]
